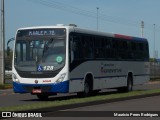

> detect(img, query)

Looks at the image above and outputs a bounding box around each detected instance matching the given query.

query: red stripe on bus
[115,34,132,40]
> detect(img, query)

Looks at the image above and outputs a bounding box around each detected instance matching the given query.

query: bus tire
[37,94,49,100]
[118,75,133,92]
[127,75,133,92]
[77,78,91,97]
[84,79,90,96]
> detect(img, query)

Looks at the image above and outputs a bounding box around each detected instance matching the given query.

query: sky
[1,0,160,58]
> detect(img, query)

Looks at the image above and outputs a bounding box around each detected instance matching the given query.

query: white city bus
[12,24,150,99]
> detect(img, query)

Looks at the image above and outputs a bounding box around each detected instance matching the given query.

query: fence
[150,62,160,79]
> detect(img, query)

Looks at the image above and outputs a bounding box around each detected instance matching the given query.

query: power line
[28,0,137,27]
[27,0,157,31]
[28,0,96,18]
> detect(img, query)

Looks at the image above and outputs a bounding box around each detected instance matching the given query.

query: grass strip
[0,84,12,89]
[0,89,160,111]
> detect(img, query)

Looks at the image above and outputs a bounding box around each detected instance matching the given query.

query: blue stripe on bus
[134,74,150,77]
[94,75,127,79]
[13,80,69,93]
[70,78,84,80]
[133,37,147,41]
[70,74,150,81]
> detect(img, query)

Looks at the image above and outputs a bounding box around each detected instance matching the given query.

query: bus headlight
[56,73,66,83]
[13,74,20,83]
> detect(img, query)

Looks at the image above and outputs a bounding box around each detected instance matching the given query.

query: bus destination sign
[17,28,66,37]
[29,30,55,36]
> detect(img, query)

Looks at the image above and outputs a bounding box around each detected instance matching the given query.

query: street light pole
[153,24,155,59]
[96,7,99,31]
[141,21,144,37]
[0,0,5,84]
[153,24,156,79]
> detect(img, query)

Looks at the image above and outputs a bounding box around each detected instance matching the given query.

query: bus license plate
[32,89,42,94]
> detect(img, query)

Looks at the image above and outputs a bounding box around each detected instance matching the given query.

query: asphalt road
[2,96,160,120]
[0,81,160,107]
[1,81,160,120]
[44,95,160,120]
[63,95,160,111]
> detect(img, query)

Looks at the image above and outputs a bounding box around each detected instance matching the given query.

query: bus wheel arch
[117,72,133,93]
[77,73,93,97]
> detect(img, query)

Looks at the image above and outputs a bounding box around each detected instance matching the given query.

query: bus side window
[70,39,74,63]
[70,35,80,63]
[145,43,149,60]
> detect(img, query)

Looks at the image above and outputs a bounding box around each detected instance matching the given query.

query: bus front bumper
[13,81,69,93]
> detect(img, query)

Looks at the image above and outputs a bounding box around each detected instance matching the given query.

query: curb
[25,92,160,114]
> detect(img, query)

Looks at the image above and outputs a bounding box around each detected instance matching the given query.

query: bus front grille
[23,85,52,93]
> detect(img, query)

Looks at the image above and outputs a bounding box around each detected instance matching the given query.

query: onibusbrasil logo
[1,112,42,118]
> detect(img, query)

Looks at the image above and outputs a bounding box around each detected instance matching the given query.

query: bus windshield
[14,28,66,75]
[14,29,66,73]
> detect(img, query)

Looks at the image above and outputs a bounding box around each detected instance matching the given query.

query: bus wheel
[84,80,90,96]
[37,94,49,100]
[77,79,91,97]
[117,76,133,92]
[127,76,133,92]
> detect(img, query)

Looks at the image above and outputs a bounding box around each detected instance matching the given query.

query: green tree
[5,49,13,70]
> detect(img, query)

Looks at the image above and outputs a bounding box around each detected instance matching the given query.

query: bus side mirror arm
[7,46,10,56]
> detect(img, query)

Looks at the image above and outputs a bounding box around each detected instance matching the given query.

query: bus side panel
[132,62,150,85]
[94,77,127,89]
[69,61,128,92]
[133,75,150,85]
[69,79,84,93]
[69,61,150,93]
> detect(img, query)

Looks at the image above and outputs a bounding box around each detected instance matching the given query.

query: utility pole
[0,0,5,84]
[141,21,144,37]
[153,24,155,59]
[96,7,99,31]
[153,24,156,79]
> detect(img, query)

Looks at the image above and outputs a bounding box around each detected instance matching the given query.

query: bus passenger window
[70,35,81,63]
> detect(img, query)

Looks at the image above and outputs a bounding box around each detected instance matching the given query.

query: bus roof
[17,25,148,42]
[70,26,148,42]
[115,34,147,41]
[73,27,147,42]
